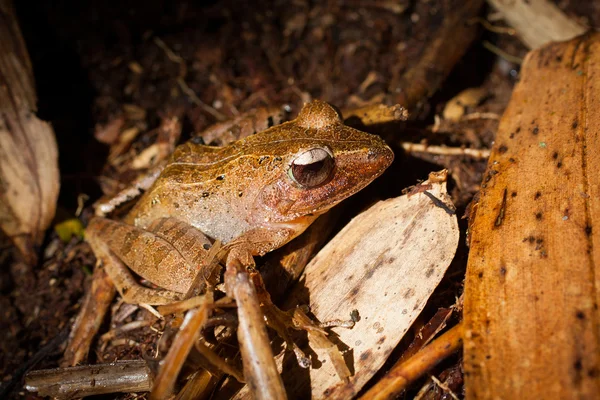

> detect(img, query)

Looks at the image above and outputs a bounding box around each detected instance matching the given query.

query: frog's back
[123,141,255,243]
[122,99,394,248]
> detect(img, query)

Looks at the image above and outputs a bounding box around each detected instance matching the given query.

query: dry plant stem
[174,370,216,400]
[249,269,311,369]
[359,324,463,400]
[482,40,523,64]
[401,143,491,159]
[293,308,351,381]
[429,374,459,400]
[194,340,245,383]
[225,256,287,400]
[62,267,116,366]
[487,0,586,49]
[150,293,211,400]
[25,360,152,399]
[463,34,600,399]
[157,295,208,316]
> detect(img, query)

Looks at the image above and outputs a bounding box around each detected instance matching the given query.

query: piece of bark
[488,0,586,50]
[24,360,152,399]
[0,0,60,264]
[463,34,600,399]
[234,170,459,399]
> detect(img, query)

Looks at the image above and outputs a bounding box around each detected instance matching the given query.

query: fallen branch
[24,361,152,399]
[359,324,463,400]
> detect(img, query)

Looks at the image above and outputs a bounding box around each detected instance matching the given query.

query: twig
[139,303,163,319]
[401,142,491,159]
[177,78,227,121]
[429,374,460,400]
[157,295,209,316]
[470,17,516,35]
[359,323,463,400]
[150,294,211,400]
[482,40,523,64]
[100,320,154,342]
[24,360,152,398]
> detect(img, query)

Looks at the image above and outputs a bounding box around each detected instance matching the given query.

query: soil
[1,0,597,398]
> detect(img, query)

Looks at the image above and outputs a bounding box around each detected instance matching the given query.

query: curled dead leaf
[0,1,60,264]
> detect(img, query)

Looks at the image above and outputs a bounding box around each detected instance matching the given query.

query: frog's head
[253,100,394,227]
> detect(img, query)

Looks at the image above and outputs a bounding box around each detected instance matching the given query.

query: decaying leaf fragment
[463,33,600,399]
[0,0,60,264]
[235,170,459,399]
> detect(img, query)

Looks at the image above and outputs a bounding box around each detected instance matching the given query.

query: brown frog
[86,100,393,304]
[77,100,393,399]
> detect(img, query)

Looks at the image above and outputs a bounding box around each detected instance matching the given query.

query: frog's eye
[288,148,335,188]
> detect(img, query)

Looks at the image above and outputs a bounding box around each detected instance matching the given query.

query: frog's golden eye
[288,148,335,188]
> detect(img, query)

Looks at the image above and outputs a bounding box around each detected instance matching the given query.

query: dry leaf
[488,0,586,50]
[0,0,60,264]
[235,170,459,399]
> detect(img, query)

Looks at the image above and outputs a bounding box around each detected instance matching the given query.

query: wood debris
[463,33,600,398]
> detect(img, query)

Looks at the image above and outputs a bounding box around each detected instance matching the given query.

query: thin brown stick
[150,294,211,400]
[225,256,287,400]
[174,370,216,400]
[359,323,463,400]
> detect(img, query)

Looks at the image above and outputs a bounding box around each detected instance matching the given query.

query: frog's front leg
[86,217,212,305]
[224,246,288,400]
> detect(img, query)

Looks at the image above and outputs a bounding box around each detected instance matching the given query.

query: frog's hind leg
[92,239,185,305]
[86,217,211,305]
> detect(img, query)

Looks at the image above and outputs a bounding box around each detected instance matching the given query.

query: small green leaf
[54,218,85,243]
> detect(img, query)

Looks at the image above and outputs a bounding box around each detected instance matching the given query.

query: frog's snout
[365,141,394,174]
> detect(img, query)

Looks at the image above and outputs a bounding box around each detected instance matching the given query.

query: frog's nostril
[366,146,394,166]
[367,148,379,160]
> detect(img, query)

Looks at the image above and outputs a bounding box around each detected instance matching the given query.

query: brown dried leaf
[0,0,60,264]
[463,33,600,399]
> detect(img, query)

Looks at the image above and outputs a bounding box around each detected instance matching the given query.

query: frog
[74,100,394,399]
